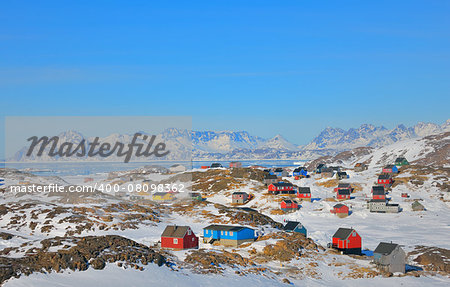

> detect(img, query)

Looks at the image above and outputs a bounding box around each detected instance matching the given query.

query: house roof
[211,163,223,167]
[283,221,302,231]
[372,186,385,195]
[293,167,306,172]
[161,225,190,238]
[203,224,253,232]
[338,183,351,188]
[395,157,407,162]
[337,172,347,176]
[333,203,347,209]
[384,164,395,169]
[374,242,399,255]
[264,174,278,179]
[298,187,311,193]
[355,163,366,167]
[282,199,293,203]
[378,174,392,180]
[274,168,284,172]
[316,164,326,169]
[232,192,248,195]
[332,228,355,240]
[338,189,351,195]
[272,182,294,187]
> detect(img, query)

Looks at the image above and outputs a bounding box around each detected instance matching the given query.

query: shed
[297,187,312,201]
[161,225,199,250]
[373,242,406,273]
[232,192,249,204]
[283,221,307,236]
[331,228,362,255]
[331,203,349,218]
[280,199,299,212]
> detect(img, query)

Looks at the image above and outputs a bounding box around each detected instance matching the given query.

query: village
[142,156,424,275]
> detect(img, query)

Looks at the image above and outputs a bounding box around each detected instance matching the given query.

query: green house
[394,157,409,166]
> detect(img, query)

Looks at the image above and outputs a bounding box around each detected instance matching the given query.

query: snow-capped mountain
[8,120,449,162]
[304,120,450,150]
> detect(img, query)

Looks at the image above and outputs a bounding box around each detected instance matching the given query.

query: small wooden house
[372,186,386,200]
[297,187,312,201]
[394,157,409,167]
[401,192,409,198]
[334,183,353,193]
[264,174,278,185]
[373,242,406,273]
[337,189,351,200]
[331,203,350,218]
[382,165,398,174]
[203,225,255,247]
[232,192,249,204]
[293,167,307,178]
[331,228,362,255]
[283,221,307,236]
[368,199,400,213]
[229,161,242,168]
[377,174,393,188]
[161,225,199,250]
[315,163,326,174]
[354,163,368,172]
[336,171,349,180]
[280,199,299,212]
[268,182,295,195]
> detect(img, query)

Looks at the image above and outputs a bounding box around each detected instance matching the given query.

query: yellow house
[152,192,175,201]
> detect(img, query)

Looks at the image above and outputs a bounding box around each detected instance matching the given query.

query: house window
[230,232,233,236]
[221,231,224,235]
[352,232,356,237]
[192,237,195,241]
[173,238,178,244]
[188,230,191,235]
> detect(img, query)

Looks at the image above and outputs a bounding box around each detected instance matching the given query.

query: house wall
[375,247,406,273]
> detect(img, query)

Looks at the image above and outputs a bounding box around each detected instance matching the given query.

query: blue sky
[1,0,449,157]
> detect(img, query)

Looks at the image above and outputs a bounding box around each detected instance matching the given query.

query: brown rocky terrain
[0,235,167,285]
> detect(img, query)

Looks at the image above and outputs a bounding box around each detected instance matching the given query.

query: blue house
[283,221,307,237]
[203,225,255,247]
[293,167,307,177]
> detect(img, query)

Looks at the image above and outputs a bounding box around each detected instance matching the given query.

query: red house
[268,182,295,195]
[297,187,312,201]
[331,203,349,218]
[382,165,398,174]
[334,183,353,193]
[161,225,199,250]
[377,174,393,188]
[280,199,299,212]
[331,228,361,255]
[372,186,386,200]
[336,188,351,200]
[229,161,242,168]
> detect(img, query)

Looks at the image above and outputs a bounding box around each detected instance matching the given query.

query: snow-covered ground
[1,132,449,286]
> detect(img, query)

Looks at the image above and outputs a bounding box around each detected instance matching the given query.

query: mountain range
[8,120,450,162]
